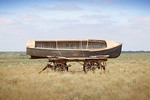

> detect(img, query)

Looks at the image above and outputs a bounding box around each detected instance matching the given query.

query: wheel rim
[54,63,68,72]
[84,61,99,73]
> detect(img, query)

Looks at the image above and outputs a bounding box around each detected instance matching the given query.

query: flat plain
[0,53,150,100]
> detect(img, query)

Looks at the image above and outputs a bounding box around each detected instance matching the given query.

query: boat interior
[34,39,107,49]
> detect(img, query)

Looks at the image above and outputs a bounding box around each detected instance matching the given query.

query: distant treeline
[122,51,150,53]
[0,52,26,56]
[0,51,150,56]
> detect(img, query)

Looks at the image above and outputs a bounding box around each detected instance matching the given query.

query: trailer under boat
[38,55,109,73]
[26,39,122,73]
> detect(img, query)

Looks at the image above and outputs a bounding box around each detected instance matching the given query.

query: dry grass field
[0,53,150,100]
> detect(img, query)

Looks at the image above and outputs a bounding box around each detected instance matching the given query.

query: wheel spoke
[54,63,69,72]
[83,60,99,73]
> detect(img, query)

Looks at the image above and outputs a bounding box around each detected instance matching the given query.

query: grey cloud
[50,19,80,24]
[0,19,44,51]
[1,16,150,51]
[18,14,51,24]
[80,14,110,19]
[0,11,15,15]
[119,11,126,16]
[88,0,116,6]
[129,16,150,23]
[18,14,80,24]
[42,23,150,50]
[79,14,114,24]
[57,0,83,1]
[33,5,83,11]
[0,18,17,25]
[18,14,41,22]
[100,0,116,5]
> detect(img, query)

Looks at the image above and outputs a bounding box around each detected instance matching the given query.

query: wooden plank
[27,39,122,58]
[90,55,109,58]
[47,55,108,61]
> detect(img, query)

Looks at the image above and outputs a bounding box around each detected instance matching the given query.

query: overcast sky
[0,0,150,51]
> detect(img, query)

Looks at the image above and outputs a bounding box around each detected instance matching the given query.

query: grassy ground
[0,53,150,100]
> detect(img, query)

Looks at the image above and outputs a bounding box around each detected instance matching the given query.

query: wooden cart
[39,55,109,73]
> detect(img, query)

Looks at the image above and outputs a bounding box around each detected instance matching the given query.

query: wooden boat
[26,39,122,59]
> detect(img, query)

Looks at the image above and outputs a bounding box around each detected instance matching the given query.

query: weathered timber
[39,55,108,73]
[26,39,122,58]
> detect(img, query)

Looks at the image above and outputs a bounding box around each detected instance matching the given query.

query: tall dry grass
[0,54,150,100]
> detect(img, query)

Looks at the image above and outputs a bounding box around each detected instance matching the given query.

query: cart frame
[39,55,109,73]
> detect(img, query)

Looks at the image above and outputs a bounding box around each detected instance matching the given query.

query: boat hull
[26,44,122,58]
[89,44,122,58]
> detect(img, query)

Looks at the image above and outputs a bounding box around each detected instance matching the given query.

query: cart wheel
[64,63,69,71]
[54,63,64,71]
[83,60,99,73]
[83,64,91,73]
[101,62,106,70]
[65,67,69,71]
[54,63,68,72]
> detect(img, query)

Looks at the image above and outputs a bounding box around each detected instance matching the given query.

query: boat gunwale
[27,39,122,52]
[34,39,104,42]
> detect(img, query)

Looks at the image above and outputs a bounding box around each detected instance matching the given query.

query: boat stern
[26,40,35,56]
[26,40,35,48]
